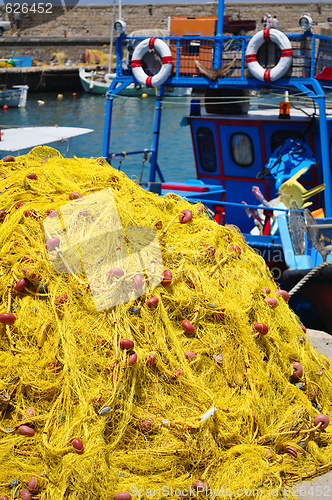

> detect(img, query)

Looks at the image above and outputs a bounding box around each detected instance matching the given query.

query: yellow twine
[0,148,331,500]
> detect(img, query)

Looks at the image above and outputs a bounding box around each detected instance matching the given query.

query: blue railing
[111,32,332,89]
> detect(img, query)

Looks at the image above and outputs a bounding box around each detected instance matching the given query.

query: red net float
[179,210,193,224]
[129,352,137,366]
[292,362,303,378]
[108,268,124,279]
[19,490,31,500]
[161,270,172,286]
[3,155,15,162]
[313,414,329,430]
[253,323,269,335]
[182,319,194,334]
[132,274,143,290]
[146,296,159,308]
[18,425,35,437]
[141,417,154,430]
[146,353,157,366]
[69,192,83,200]
[46,209,58,218]
[23,407,35,418]
[55,294,69,306]
[72,438,84,453]
[0,313,16,324]
[192,481,210,491]
[275,290,290,302]
[185,350,197,360]
[120,339,134,350]
[15,278,29,292]
[264,297,278,308]
[283,446,297,458]
[114,493,132,500]
[46,237,60,251]
[27,476,38,492]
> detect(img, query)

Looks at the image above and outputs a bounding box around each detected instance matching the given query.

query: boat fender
[131,37,172,88]
[245,28,292,82]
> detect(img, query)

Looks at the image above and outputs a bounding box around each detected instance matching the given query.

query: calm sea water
[0,91,196,183]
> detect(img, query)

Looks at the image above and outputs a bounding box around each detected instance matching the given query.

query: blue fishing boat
[102,6,332,332]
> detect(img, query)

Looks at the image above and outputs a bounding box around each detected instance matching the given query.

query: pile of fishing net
[0,147,331,500]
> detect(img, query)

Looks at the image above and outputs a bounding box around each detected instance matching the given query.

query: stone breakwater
[2,2,332,38]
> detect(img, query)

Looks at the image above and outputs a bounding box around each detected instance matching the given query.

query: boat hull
[0,86,28,107]
[283,267,332,333]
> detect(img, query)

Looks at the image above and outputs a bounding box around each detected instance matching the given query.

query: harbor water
[0,91,196,183]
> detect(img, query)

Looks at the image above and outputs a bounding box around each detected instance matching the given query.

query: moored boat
[79,67,157,97]
[0,85,28,108]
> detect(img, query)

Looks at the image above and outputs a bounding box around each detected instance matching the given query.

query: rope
[288,259,332,297]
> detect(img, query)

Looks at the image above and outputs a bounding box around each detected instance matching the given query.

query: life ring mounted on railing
[245,28,293,82]
[131,37,173,88]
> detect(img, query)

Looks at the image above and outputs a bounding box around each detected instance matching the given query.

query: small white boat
[0,126,93,156]
[79,67,192,97]
[79,67,156,97]
[0,85,28,108]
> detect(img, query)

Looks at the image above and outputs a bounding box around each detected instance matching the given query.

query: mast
[108,0,116,74]
[214,0,224,69]
[216,0,224,37]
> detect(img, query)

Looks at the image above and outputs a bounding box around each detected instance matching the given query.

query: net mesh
[304,208,327,261]
[0,148,331,500]
[288,201,306,255]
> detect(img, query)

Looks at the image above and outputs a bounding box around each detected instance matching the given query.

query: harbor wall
[5,2,332,38]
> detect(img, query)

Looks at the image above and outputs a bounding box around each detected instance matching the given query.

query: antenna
[108,0,116,74]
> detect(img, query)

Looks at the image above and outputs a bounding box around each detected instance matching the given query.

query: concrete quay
[0,63,98,92]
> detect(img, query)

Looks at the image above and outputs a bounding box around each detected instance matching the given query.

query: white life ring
[131,37,173,88]
[245,28,292,82]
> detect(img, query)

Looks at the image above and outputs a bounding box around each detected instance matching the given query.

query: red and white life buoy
[245,28,292,82]
[131,37,173,88]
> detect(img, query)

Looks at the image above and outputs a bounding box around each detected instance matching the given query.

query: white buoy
[37,100,45,105]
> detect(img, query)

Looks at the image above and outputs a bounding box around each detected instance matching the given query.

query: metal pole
[216,0,224,36]
[108,0,116,74]
[312,79,332,217]
[149,89,164,183]
[102,96,113,160]
[103,77,118,160]
[214,0,224,69]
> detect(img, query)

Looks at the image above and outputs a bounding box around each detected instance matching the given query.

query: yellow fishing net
[0,147,331,500]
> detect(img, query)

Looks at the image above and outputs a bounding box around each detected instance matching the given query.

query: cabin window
[271,130,302,153]
[230,133,254,167]
[196,127,217,172]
